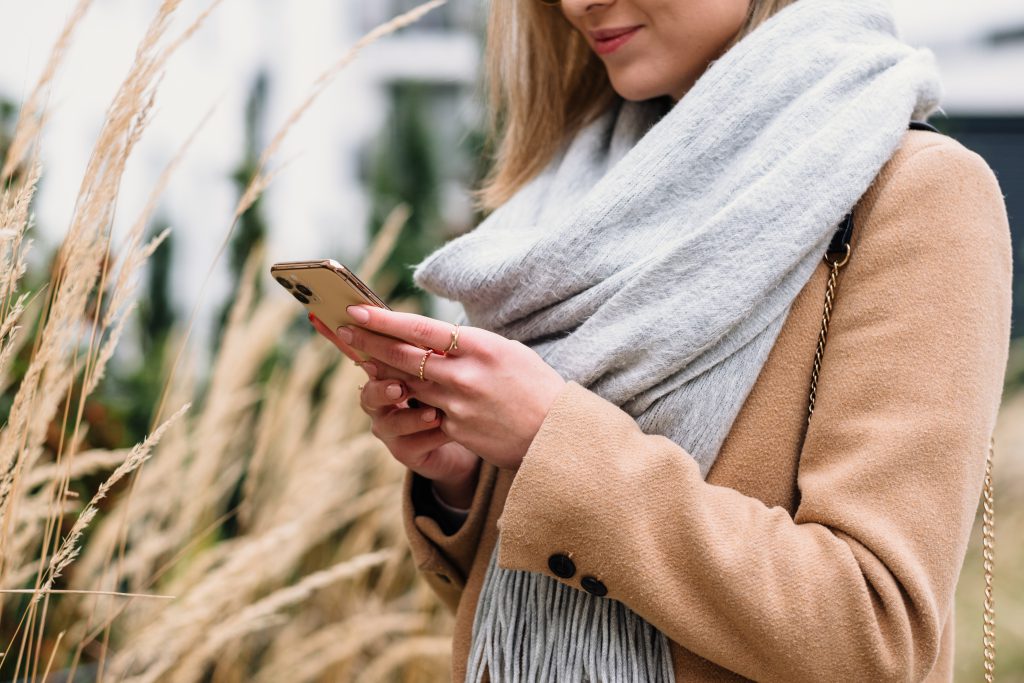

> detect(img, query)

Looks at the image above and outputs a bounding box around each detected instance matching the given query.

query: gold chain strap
[982,434,996,682]
[806,243,849,425]
[807,241,996,681]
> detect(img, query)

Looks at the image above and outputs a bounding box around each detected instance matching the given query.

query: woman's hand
[315,305,566,471]
[309,313,482,499]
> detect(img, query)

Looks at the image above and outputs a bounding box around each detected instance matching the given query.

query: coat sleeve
[401,460,498,615]
[494,139,1014,682]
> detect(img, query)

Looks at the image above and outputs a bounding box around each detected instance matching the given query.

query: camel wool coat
[400,127,1014,682]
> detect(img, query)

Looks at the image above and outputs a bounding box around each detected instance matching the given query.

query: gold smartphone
[270,259,395,364]
[271,259,430,410]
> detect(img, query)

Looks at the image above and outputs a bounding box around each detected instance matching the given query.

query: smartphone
[270,259,392,363]
[269,260,427,408]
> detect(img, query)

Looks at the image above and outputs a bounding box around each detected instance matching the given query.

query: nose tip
[557,0,610,13]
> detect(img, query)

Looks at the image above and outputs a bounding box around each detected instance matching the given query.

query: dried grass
[1,1,458,680]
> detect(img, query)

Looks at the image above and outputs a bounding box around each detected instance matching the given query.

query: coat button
[581,576,607,597]
[547,553,576,578]
[435,572,451,583]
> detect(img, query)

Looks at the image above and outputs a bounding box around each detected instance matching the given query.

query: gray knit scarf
[411,0,942,680]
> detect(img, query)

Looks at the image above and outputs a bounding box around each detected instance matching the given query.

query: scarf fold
[412,0,942,679]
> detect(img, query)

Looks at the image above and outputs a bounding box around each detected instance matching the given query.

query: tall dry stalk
[2,0,462,681]
[0,0,220,677]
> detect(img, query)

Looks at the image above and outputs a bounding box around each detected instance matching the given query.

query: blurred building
[0,0,1020,350]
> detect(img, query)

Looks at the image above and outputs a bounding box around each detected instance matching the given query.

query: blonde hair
[475,0,798,211]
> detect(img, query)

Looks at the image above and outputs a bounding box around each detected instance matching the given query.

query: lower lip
[593,27,641,55]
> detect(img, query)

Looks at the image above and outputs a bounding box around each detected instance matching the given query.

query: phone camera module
[276,277,294,289]
[292,291,309,305]
[295,284,313,297]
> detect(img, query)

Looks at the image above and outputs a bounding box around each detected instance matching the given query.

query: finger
[362,375,449,419]
[386,427,453,469]
[339,324,456,385]
[309,313,363,364]
[344,305,470,358]
[357,359,420,385]
[374,404,442,439]
[362,378,410,410]
[355,359,448,415]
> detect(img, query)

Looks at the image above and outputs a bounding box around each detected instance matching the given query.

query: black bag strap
[825,120,941,258]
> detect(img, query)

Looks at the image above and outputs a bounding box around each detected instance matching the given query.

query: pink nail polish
[347,305,369,323]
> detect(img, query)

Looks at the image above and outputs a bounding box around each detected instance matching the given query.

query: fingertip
[338,343,362,364]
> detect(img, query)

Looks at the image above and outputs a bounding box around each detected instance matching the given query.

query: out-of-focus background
[0,0,1020,680]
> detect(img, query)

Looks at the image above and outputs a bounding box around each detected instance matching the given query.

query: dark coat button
[581,576,607,597]
[435,572,451,583]
[547,553,576,578]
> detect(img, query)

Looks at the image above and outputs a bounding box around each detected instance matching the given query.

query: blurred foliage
[366,80,442,309]
[101,220,176,442]
[215,69,271,347]
[365,79,495,318]
[1005,336,1024,395]
[0,98,17,169]
[461,120,494,227]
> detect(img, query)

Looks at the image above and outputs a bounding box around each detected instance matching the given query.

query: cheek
[660,0,748,55]
[621,1,749,96]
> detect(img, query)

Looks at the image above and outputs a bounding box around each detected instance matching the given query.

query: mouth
[588,25,643,56]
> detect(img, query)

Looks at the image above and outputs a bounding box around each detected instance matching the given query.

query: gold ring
[444,323,460,355]
[419,348,436,382]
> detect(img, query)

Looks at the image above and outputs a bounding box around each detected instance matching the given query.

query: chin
[608,72,672,102]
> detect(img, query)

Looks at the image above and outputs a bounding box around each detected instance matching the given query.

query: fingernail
[386,383,402,399]
[336,326,353,343]
[346,305,369,323]
[421,408,437,422]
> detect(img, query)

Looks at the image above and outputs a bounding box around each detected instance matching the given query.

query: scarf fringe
[465,538,675,682]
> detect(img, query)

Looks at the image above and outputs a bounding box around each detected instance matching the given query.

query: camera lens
[276,277,293,289]
[296,284,313,297]
[292,291,309,304]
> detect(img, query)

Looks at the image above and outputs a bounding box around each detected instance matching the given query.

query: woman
[310,0,1013,680]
